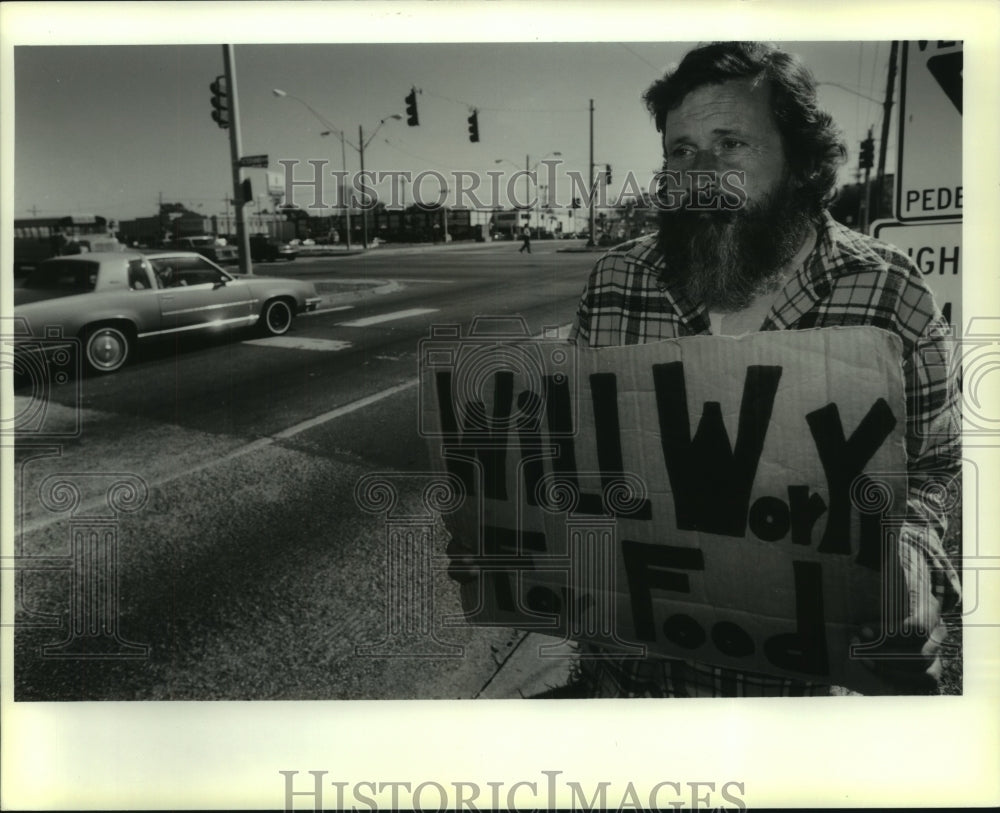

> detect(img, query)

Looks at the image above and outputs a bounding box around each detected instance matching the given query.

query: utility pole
[860,127,874,233]
[221,45,252,274]
[587,99,596,248]
[874,41,899,223]
[359,124,368,249]
[339,131,352,250]
[525,153,531,234]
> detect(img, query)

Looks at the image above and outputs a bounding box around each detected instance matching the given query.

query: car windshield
[23,259,100,292]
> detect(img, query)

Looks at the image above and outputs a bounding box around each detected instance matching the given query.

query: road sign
[266,170,284,197]
[873,219,962,331]
[238,154,269,168]
[896,41,963,222]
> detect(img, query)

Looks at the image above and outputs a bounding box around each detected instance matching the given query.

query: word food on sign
[423,327,910,693]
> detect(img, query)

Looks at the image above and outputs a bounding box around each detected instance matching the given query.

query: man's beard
[655,176,814,312]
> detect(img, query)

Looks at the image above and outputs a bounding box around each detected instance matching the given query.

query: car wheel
[261,299,293,335]
[84,325,131,373]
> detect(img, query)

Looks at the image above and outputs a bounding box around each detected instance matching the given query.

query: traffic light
[405,87,419,126]
[859,136,875,170]
[605,164,612,183]
[210,75,229,129]
[241,178,253,203]
[467,110,480,143]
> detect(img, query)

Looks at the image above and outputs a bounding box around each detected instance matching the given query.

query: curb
[294,240,495,259]
[310,278,400,309]
[476,632,577,699]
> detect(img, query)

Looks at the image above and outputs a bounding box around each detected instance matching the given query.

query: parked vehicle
[168,235,239,265]
[14,251,320,374]
[14,214,123,277]
[249,234,298,262]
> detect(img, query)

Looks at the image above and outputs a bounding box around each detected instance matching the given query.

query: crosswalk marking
[243,337,352,351]
[338,307,438,327]
[305,304,354,317]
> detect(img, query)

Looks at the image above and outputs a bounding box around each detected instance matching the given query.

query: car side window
[149,259,178,288]
[128,259,153,291]
[171,255,227,286]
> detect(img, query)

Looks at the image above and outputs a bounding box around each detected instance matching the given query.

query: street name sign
[238,154,269,168]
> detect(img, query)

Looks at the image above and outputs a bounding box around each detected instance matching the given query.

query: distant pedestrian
[518,224,532,254]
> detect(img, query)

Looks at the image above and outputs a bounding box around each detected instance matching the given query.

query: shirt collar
[652,210,885,334]
[762,211,886,330]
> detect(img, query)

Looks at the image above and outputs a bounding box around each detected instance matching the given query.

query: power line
[619,43,664,73]
[378,137,462,174]
[421,88,583,115]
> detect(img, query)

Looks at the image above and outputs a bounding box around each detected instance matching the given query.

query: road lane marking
[243,337,352,351]
[305,305,354,317]
[17,379,421,536]
[17,325,573,535]
[338,308,437,327]
[271,379,418,439]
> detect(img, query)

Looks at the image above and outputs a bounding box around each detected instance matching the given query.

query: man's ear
[787,162,816,192]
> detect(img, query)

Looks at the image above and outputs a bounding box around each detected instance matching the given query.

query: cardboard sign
[421,326,909,693]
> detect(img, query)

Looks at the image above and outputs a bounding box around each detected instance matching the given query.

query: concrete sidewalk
[475,632,577,699]
[294,239,502,259]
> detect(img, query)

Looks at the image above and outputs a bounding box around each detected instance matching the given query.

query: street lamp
[357,114,403,249]
[495,151,561,237]
[317,129,351,249]
[273,90,403,250]
[272,88,353,249]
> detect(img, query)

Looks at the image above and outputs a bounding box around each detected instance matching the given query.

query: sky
[12,38,894,221]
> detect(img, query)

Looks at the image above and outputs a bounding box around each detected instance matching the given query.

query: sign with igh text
[873,219,962,331]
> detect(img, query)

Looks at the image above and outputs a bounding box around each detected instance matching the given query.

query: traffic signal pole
[874,41,899,221]
[221,45,253,274]
[860,127,874,233]
[587,98,596,248]
[359,124,368,250]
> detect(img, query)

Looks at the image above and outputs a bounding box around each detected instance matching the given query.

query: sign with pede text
[421,326,909,693]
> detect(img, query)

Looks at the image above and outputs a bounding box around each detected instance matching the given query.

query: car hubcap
[268,303,291,333]
[89,330,126,369]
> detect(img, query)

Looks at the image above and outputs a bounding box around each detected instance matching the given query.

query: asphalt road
[12,240,596,700]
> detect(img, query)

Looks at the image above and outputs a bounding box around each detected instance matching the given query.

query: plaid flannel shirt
[570,211,962,697]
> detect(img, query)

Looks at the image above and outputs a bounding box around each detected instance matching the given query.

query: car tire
[261,299,293,336]
[83,325,132,374]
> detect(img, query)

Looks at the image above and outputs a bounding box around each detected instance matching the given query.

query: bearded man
[569,41,961,696]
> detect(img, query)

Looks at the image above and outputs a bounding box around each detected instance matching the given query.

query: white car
[14,250,321,374]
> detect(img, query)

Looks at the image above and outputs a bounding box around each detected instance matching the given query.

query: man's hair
[643,41,847,214]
